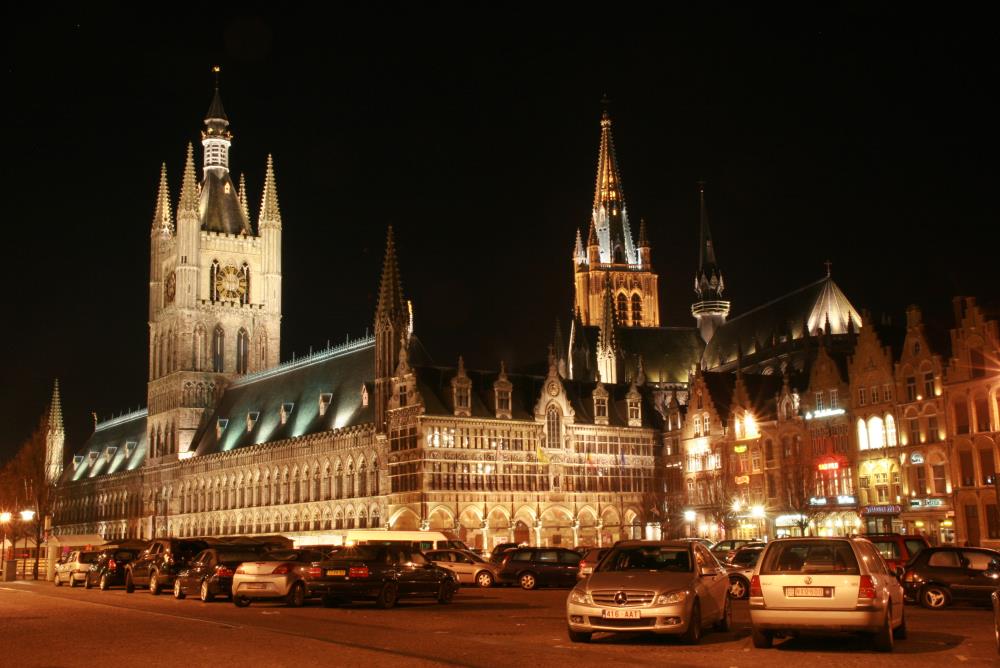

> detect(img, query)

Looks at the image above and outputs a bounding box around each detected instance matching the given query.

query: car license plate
[245,583,266,589]
[326,569,346,577]
[601,609,641,619]
[787,587,831,597]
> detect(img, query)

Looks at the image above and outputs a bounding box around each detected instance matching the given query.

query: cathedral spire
[591,97,636,265]
[375,226,408,434]
[259,154,282,229]
[152,162,174,237]
[691,181,730,344]
[202,66,232,173]
[45,378,64,484]
[376,226,406,324]
[573,228,585,264]
[178,143,199,215]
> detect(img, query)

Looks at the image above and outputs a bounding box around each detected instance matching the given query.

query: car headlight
[655,590,688,605]
[568,588,591,605]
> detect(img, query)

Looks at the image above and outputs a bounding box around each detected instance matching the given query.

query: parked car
[125,538,210,594]
[749,536,906,651]
[678,538,715,550]
[725,546,765,599]
[577,547,610,580]
[424,548,498,587]
[498,547,582,589]
[710,539,757,563]
[306,544,459,608]
[53,550,100,587]
[489,542,520,564]
[84,543,147,590]
[992,589,999,655]
[863,533,929,572]
[566,540,731,644]
[173,547,270,601]
[231,547,334,607]
[901,545,1000,609]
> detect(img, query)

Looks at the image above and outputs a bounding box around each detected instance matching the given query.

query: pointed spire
[152,163,174,237]
[573,228,585,262]
[259,154,282,228]
[599,277,620,354]
[178,143,199,215]
[638,217,649,248]
[237,173,250,222]
[49,378,63,432]
[205,66,228,122]
[376,226,406,323]
[587,216,599,247]
[694,181,724,299]
[591,97,636,265]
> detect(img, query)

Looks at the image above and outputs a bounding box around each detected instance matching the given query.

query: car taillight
[749,575,762,598]
[307,567,322,578]
[108,559,117,571]
[216,566,234,578]
[348,566,369,579]
[272,563,294,575]
[858,575,877,599]
[579,560,589,570]
[235,565,246,575]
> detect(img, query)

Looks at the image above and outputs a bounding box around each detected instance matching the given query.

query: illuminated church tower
[573,102,660,331]
[146,73,283,461]
[690,182,730,344]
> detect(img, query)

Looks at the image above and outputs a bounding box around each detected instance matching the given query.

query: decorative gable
[451,356,472,417]
[493,361,512,419]
[592,376,609,425]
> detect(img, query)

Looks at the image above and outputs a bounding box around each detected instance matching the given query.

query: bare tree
[1,410,55,578]
[783,463,819,536]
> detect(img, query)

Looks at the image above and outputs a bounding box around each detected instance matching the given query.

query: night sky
[4,9,997,462]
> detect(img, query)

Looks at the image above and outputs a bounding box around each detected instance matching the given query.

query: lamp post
[0,512,11,576]
[20,510,35,579]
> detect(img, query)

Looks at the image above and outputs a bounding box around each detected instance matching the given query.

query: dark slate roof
[703,276,861,368]
[701,371,785,423]
[64,410,148,483]
[205,88,228,121]
[200,170,251,235]
[194,339,375,455]
[619,327,704,384]
[414,365,663,430]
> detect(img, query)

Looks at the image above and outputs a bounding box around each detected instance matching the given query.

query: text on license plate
[602,609,641,619]
[326,569,346,577]
[244,583,266,589]
[786,587,832,597]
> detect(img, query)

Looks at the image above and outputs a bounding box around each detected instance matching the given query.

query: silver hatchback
[749,537,906,651]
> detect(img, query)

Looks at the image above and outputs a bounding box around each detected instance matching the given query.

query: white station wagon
[749,536,906,651]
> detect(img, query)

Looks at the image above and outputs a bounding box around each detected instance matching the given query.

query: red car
[864,533,929,573]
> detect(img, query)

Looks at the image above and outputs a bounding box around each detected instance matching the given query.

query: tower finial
[259,154,282,229]
[237,173,250,222]
[178,143,199,215]
[152,162,174,237]
[212,65,221,89]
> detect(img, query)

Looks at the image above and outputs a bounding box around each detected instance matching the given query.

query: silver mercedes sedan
[566,540,731,644]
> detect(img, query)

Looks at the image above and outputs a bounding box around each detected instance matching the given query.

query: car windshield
[598,547,692,573]
[761,541,860,575]
[80,552,100,563]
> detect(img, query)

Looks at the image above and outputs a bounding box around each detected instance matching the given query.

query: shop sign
[809,496,828,505]
[836,495,857,505]
[908,498,944,508]
[862,504,902,515]
[817,461,839,471]
[734,475,750,485]
[733,444,747,454]
[909,452,924,464]
[805,408,846,420]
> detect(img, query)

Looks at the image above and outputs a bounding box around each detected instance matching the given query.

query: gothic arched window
[212,325,225,372]
[545,405,561,448]
[631,294,642,325]
[193,325,207,371]
[236,328,249,374]
[616,293,628,324]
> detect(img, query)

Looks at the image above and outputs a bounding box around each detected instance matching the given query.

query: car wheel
[173,579,186,599]
[69,573,78,588]
[99,574,109,591]
[714,593,733,632]
[125,572,135,593]
[376,582,398,609]
[920,584,950,609]
[200,580,214,603]
[84,575,92,589]
[54,573,62,587]
[437,582,455,604]
[475,570,494,588]
[728,577,748,600]
[680,599,702,645]
[233,595,251,608]
[567,628,591,643]
[894,606,907,640]
[286,582,306,607]
[518,572,537,590]
[149,572,161,596]
[872,605,894,652]
[751,627,773,649]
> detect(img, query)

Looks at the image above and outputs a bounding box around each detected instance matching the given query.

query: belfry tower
[573,100,660,331]
[374,226,409,435]
[691,182,730,344]
[146,71,283,460]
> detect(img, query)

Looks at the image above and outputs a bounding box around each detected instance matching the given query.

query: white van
[294,530,470,553]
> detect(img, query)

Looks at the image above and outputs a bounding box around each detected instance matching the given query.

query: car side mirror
[699,566,716,577]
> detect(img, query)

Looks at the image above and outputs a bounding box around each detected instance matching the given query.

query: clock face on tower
[164,271,176,304]
[216,265,247,300]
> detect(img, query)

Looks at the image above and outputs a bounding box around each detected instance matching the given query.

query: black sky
[4,8,997,462]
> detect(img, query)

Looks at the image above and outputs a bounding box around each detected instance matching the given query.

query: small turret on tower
[152,163,173,238]
[45,379,65,484]
[637,217,651,268]
[691,181,730,343]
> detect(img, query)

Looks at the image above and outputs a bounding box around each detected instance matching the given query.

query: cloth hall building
[50,85,1000,557]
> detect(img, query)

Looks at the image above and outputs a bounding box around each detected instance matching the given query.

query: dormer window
[87,451,99,464]
[318,393,333,417]
[451,356,472,417]
[593,381,609,426]
[627,398,640,426]
[399,384,408,407]
[280,403,294,425]
[361,385,369,407]
[124,441,137,457]
[73,455,85,470]
[456,386,470,410]
[216,418,229,438]
[493,362,512,419]
[497,389,511,413]
[104,446,118,462]
[246,412,259,432]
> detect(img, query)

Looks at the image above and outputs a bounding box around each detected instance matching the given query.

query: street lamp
[19,510,35,579]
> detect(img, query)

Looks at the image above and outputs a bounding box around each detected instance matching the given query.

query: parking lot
[0,579,997,667]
